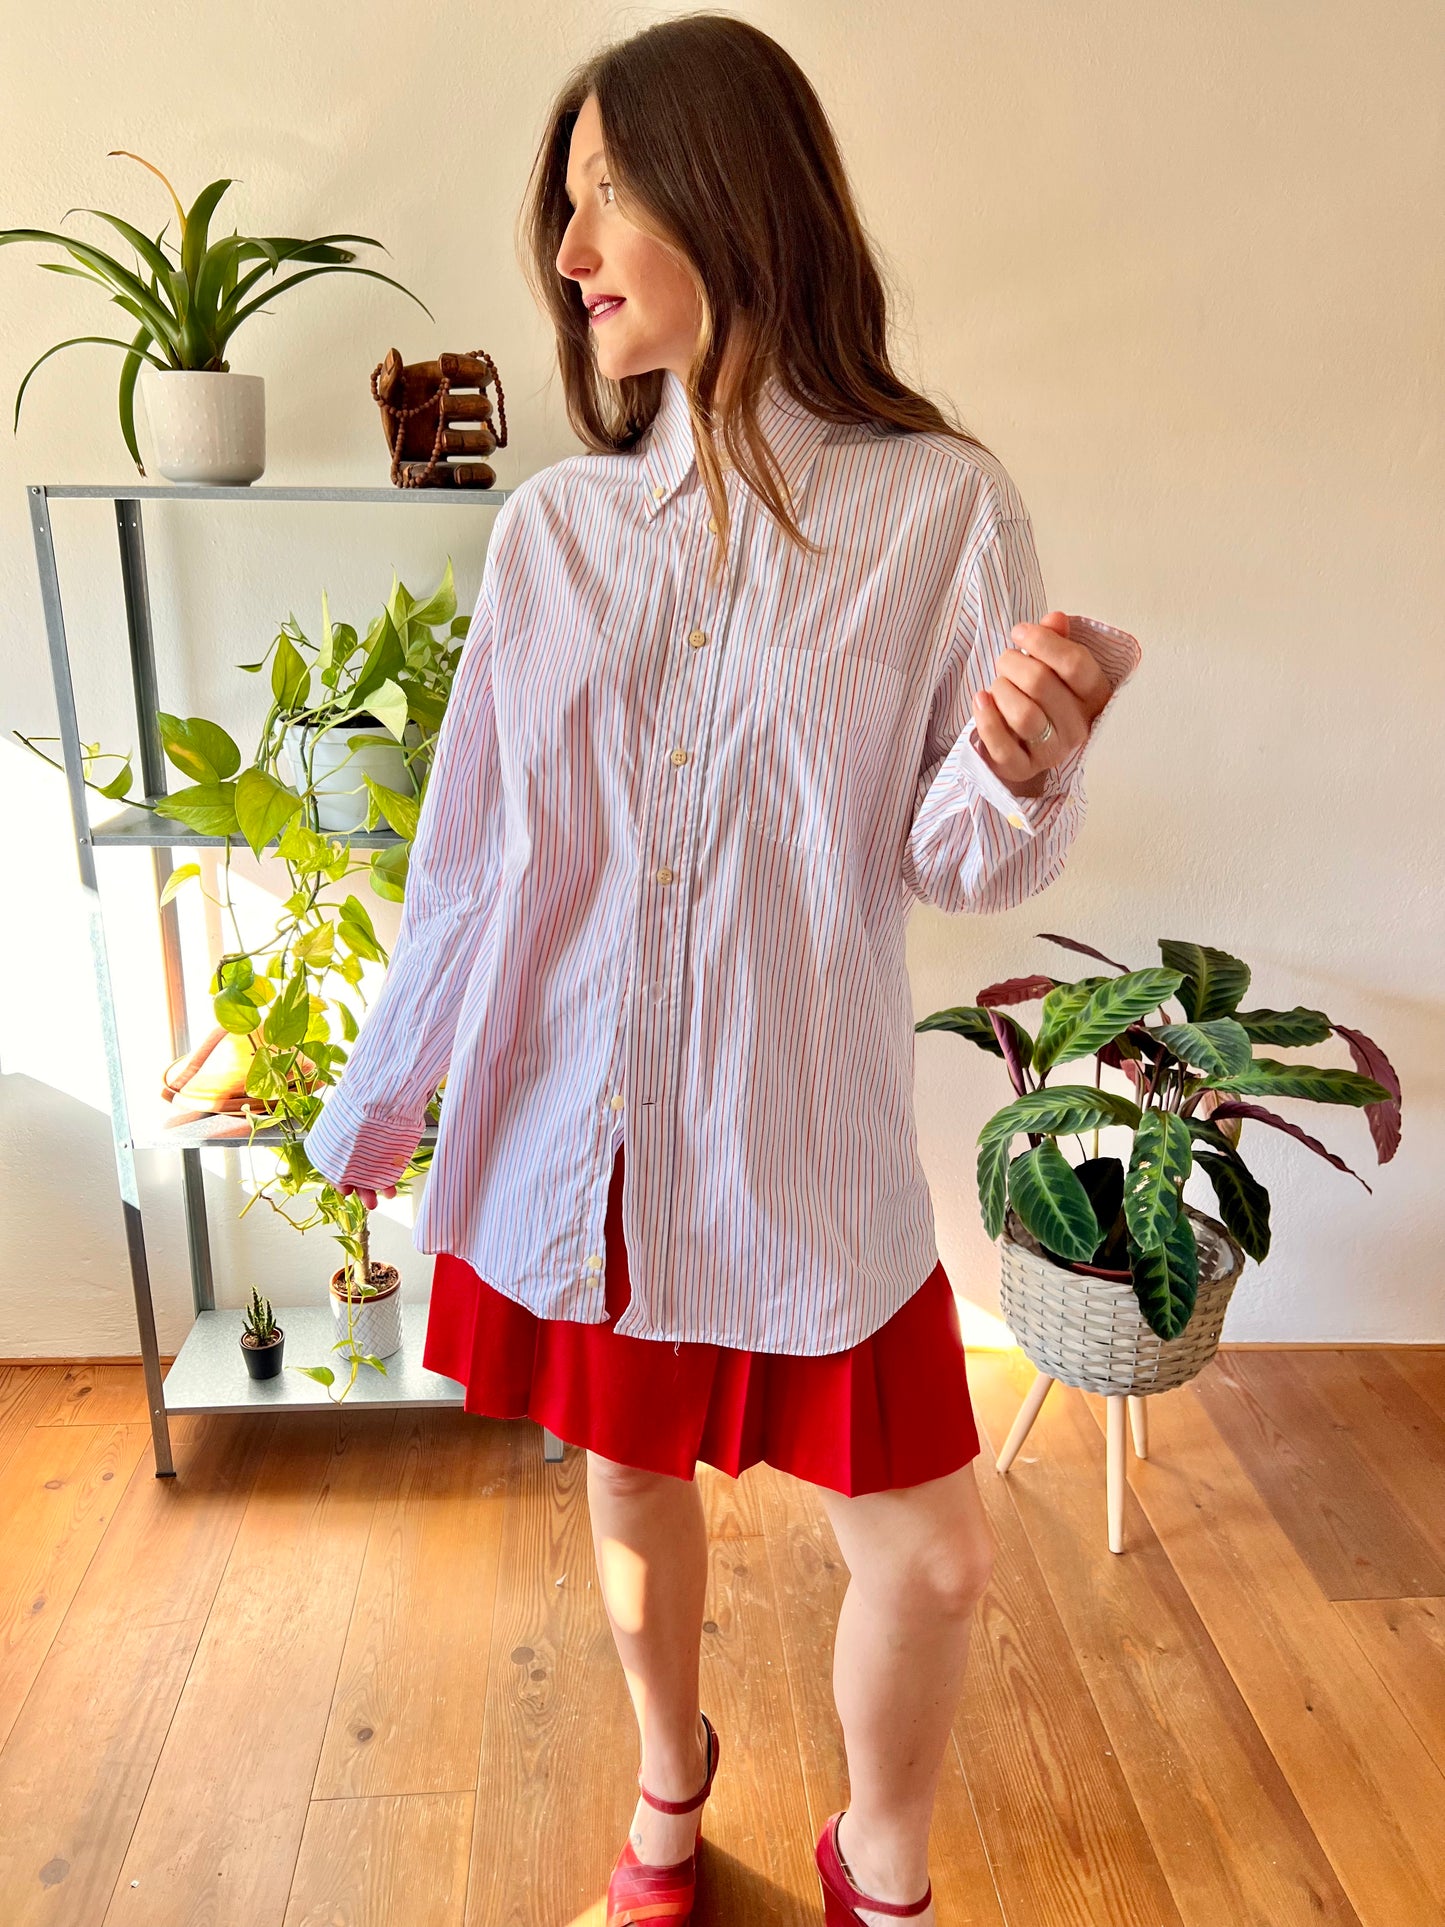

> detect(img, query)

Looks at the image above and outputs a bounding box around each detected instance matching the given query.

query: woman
[305,15,1141,1926]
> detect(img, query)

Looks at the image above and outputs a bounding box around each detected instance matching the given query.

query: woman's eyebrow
[563,149,606,204]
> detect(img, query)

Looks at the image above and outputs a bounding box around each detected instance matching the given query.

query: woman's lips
[589,296,626,324]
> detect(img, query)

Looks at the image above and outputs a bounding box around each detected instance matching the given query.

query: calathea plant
[918,935,1400,1343]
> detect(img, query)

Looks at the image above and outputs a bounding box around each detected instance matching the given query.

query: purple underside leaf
[1035,931,1134,974]
[988,1008,1029,1094]
[1206,1099,1372,1190]
[977,973,1058,1007]
[1331,1023,1402,1163]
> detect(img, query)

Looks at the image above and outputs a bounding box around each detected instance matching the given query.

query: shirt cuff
[964,612,1142,840]
[303,1082,424,1192]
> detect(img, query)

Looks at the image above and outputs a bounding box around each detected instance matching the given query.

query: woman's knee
[820,1463,996,1615]
[586,1448,696,1499]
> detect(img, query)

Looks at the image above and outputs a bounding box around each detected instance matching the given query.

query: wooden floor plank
[1192,1349,1445,1599]
[0,1413,276,1927]
[0,1416,155,1751]
[1333,1597,1445,1774]
[312,1410,514,1800]
[754,1457,1007,1926]
[282,1792,474,1927]
[960,1384,1185,1927]
[0,1366,67,1479]
[1290,1351,1445,1570]
[36,1363,153,1429]
[100,1409,397,1927]
[969,1350,1362,1927]
[1082,1374,1445,1925]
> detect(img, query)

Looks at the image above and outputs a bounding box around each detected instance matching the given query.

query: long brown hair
[517,11,992,589]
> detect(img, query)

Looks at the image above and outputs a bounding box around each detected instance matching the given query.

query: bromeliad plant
[918,935,1401,1344]
[2,149,432,472]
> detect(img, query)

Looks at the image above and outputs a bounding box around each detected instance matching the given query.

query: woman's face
[556,92,702,383]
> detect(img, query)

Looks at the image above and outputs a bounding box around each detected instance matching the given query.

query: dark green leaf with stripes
[1232,1006,1333,1046]
[1123,1107,1193,1248]
[1158,941,1251,1021]
[1195,1151,1271,1262]
[1152,1018,1254,1077]
[1007,1142,1102,1262]
[1033,968,1185,1075]
[1128,1210,1200,1341]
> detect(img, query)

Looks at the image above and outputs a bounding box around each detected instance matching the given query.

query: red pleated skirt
[421,1141,982,1496]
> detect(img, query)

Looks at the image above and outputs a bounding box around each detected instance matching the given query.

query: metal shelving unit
[29,481,566,1474]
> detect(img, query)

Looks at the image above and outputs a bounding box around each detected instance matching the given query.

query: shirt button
[655,866,675,885]
[707,516,718,533]
[670,747,688,766]
[610,1093,625,1110]
[1006,812,1026,829]
[651,482,665,500]
[688,628,708,648]
[585,1253,602,1271]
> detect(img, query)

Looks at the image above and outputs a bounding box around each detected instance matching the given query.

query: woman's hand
[971,610,1114,798]
[335,1182,398,1211]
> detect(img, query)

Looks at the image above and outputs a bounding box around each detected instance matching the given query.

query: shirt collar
[641,366,833,521]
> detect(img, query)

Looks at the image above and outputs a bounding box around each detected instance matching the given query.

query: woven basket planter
[998,1204,1247,1398]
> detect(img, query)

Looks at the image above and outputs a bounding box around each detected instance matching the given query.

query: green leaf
[369,843,409,902]
[980,1085,1142,1145]
[349,610,406,706]
[276,817,335,874]
[408,558,457,627]
[1152,1018,1253,1077]
[1034,969,1184,1075]
[977,1133,1012,1239]
[1208,1059,1392,1106]
[316,586,336,676]
[1128,1211,1199,1341]
[263,970,311,1049]
[1123,1107,1193,1248]
[292,1365,336,1388]
[156,713,241,784]
[337,1001,359,1043]
[153,780,239,836]
[1194,1151,1271,1262]
[243,1050,287,1101]
[337,894,382,959]
[159,861,200,905]
[364,677,410,742]
[1232,1006,1333,1047]
[1158,941,1251,1022]
[1007,1142,1101,1261]
[915,1003,1034,1063]
[270,632,310,710]
[235,766,303,857]
[294,923,335,966]
[214,986,261,1033]
[362,776,419,840]
[97,757,134,799]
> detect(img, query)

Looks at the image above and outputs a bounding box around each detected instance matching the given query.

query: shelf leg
[30,487,175,1476]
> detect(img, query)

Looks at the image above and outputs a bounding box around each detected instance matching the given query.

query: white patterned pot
[279,718,421,832]
[329,1264,403,1359]
[998,1204,1246,1397]
[139,369,265,484]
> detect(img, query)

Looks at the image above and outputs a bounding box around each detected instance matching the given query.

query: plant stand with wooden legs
[994,1374,1151,1554]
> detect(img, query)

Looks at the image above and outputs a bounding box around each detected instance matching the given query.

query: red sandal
[816,1810,933,1922]
[606,1711,720,1927]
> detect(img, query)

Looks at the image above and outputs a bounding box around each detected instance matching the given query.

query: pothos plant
[16,562,470,1400]
[917,934,1401,1344]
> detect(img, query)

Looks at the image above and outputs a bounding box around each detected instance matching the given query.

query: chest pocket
[740,643,907,857]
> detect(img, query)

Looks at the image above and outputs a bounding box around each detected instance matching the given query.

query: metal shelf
[163,1300,465,1413]
[30,477,565,1474]
[91,801,404,849]
[133,1112,439,1153]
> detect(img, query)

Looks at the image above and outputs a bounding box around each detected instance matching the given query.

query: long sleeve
[303,521,509,1190]
[902,512,1140,914]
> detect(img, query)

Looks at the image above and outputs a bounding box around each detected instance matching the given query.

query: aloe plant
[918,935,1401,1343]
[2,149,433,472]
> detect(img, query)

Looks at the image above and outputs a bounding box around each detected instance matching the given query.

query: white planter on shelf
[329,1264,403,1360]
[279,717,422,833]
[139,369,265,485]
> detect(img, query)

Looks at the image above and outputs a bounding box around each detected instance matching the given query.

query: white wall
[1,0,1440,1358]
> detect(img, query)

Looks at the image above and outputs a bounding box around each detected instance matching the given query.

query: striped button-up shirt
[304,368,1141,1353]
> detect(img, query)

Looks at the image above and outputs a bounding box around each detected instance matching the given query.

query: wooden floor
[0,1345,1442,1927]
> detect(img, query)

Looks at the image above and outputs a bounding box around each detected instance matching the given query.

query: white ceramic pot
[330,1265,403,1360]
[139,369,266,485]
[279,718,421,832]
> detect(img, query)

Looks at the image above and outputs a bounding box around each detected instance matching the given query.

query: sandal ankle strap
[830,1812,933,1916]
[637,1711,718,1815]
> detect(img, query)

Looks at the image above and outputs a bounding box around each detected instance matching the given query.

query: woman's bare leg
[586,1449,713,1865]
[814,1457,996,1927]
